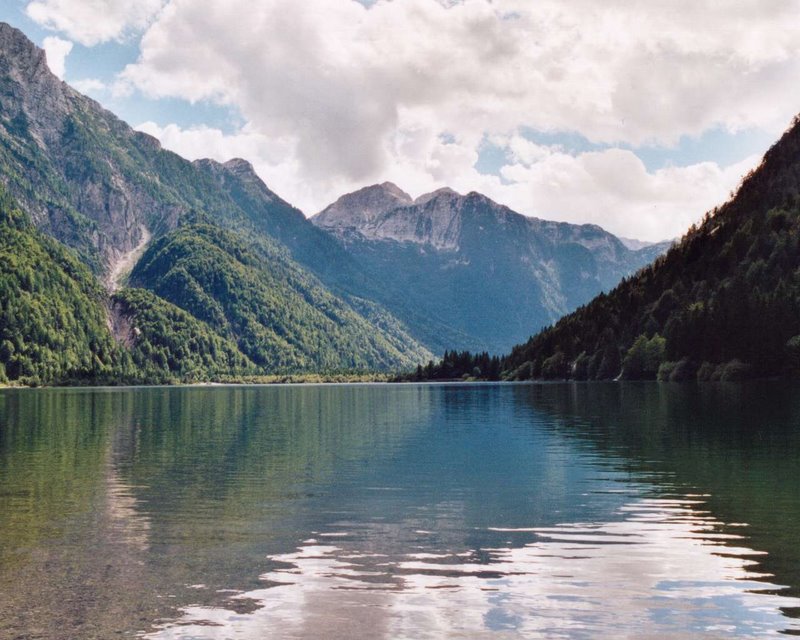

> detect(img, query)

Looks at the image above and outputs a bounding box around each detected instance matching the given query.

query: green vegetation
[0,185,417,387]
[501,116,800,382]
[397,350,502,382]
[112,288,256,383]
[130,222,430,373]
[621,335,666,380]
[0,25,431,374]
[6,22,800,386]
[0,188,125,385]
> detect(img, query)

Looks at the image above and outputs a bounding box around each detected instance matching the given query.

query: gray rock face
[315,182,413,230]
[0,23,305,274]
[312,184,670,353]
[0,23,179,271]
[316,184,469,249]
[320,184,626,257]
[364,189,465,251]
[316,185,659,287]
[0,23,67,148]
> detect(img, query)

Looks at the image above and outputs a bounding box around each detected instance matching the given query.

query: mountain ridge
[0,21,673,383]
[0,22,433,380]
[312,182,669,353]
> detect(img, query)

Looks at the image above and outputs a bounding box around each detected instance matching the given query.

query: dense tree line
[398,350,502,381]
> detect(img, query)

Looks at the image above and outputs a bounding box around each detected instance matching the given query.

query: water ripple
[146,496,800,639]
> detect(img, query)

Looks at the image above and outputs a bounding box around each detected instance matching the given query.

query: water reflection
[148,493,799,639]
[515,381,800,607]
[1,383,800,638]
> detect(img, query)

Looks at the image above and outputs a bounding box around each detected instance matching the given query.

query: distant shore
[0,372,396,389]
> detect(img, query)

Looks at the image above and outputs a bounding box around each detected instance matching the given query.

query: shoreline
[0,377,782,391]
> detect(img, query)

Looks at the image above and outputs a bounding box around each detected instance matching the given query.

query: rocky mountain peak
[0,22,73,142]
[191,158,221,171]
[0,23,48,79]
[314,183,470,250]
[414,187,460,206]
[223,157,257,176]
[192,157,298,214]
[220,157,276,202]
[313,181,413,229]
[378,181,412,200]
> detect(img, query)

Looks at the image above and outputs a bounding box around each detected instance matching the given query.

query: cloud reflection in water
[146,494,800,639]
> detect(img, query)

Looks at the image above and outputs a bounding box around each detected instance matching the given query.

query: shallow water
[1,382,799,638]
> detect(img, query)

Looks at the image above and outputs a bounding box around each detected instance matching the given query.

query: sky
[2,1,800,241]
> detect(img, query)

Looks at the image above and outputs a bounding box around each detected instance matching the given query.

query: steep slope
[0,21,376,284]
[129,222,430,371]
[0,187,126,384]
[504,115,800,381]
[313,184,665,354]
[193,158,380,293]
[0,22,184,272]
[0,22,431,372]
[111,288,256,381]
[0,184,266,385]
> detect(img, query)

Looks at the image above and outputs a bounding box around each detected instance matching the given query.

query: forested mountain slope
[0,184,268,385]
[129,221,429,371]
[0,187,123,385]
[503,115,800,382]
[0,22,431,374]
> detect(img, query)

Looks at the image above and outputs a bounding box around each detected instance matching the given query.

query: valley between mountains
[0,22,671,386]
[11,15,798,387]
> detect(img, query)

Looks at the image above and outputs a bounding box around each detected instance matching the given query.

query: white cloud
[70,77,106,94]
[41,35,72,79]
[26,0,165,46]
[491,149,762,241]
[137,120,759,241]
[115,0,800,239]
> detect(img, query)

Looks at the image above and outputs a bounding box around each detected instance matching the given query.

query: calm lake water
[1,382,800,639]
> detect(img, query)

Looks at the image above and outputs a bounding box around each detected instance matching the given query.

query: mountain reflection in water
[1,383,800,639]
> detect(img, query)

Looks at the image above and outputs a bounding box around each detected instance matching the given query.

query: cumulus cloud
[491,149,762,241]
[115,0,800,238]
[137,120,759,241]
[26,0,165,46]
[70,77,106,94]
[123,0,800,141]
[41,36,72,79]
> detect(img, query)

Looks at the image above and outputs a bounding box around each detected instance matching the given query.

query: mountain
[503,115,800,382]
[111,287,257,381]
[0,182,269,385]
[313,184,667,354]
[128,220,426,371]
[0,22,432,382]
[0,186,125,385]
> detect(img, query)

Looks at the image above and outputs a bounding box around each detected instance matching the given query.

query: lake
[1,382,799,639]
